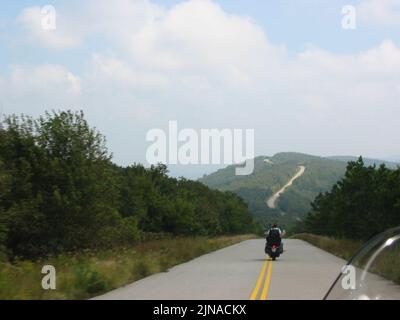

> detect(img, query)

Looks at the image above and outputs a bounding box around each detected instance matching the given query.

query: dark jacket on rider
[266,227,282,245]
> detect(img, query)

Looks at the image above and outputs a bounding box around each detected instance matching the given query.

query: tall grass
[370,246,400,284]
[292,233,400,285]
[0,235,254,300]
[291,233,363,261]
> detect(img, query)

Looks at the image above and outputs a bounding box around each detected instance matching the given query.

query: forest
[0,110,257,260]
[304,157,400,240]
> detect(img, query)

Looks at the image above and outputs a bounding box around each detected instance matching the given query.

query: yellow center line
[249,258,270,300]
[260,259,273,300]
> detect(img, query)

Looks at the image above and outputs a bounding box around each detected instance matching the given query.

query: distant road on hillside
[266,165,306,209]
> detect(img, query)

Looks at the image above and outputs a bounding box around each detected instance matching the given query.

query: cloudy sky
[1,0,400,178]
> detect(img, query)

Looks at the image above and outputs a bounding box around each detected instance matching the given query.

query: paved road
[267,166,306,209]
[93,239,346,300]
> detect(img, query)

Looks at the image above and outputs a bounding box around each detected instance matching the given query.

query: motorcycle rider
[266,223,283,253]
[267,223,282,235]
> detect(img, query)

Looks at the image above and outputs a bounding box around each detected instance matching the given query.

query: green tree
[305,157,400,240]
[0,110,256,259]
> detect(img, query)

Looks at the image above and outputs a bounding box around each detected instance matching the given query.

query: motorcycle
[265,242,282,260]
[264,229,284,260]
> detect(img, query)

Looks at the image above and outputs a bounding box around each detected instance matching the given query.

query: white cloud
[87,54,169,89]
[0,65,81,116]
[5,64,81,96]
[4,0,400,162]
[357,0,400,27]
[294,40,400,101]
[17,6,80,49]
[80,0,282,91]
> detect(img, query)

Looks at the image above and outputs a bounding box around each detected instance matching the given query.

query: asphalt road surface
[93,239,346,300]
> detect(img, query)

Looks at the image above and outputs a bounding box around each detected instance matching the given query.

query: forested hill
[0,111,257,259]
[199,152,398,229]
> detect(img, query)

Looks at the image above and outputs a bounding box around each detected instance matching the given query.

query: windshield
[325,227,400,300]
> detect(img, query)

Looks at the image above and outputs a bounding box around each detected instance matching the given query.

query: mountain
[199,152,398,229]
[383,155,400,163]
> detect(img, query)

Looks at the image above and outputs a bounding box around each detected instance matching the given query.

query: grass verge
[292,233,400,285]
[291,233,363,261]
[0,234,255,300]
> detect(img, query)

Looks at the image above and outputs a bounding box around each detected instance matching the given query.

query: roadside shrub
[95,216,141,249]
[133,260,151,279]
[75,263,110,295]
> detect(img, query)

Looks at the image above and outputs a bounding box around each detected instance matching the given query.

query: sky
[1,0,400,178]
